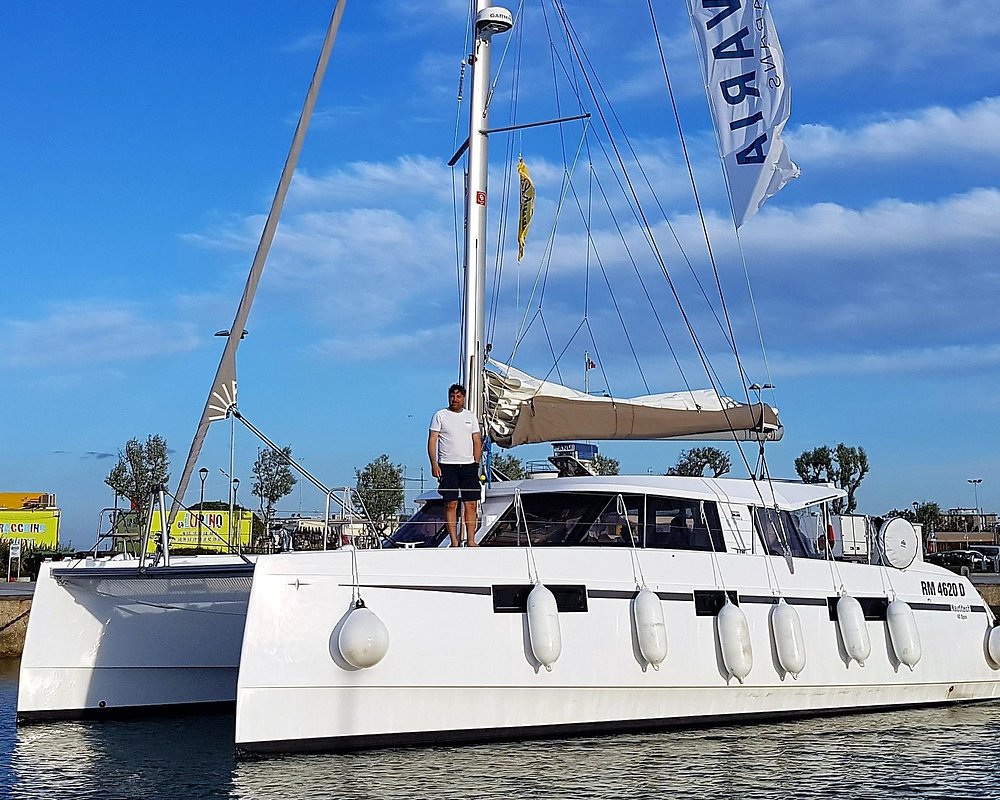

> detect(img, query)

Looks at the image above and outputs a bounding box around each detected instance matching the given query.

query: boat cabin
[388,475,843,559]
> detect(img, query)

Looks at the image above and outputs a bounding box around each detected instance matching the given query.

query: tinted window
[646,497,724,551]
[753,506,825,558]
[386,501,448,547]
[483,493,612,546]
[577,495,642,547]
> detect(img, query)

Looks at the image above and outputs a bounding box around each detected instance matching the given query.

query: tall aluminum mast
[460,3,513,422]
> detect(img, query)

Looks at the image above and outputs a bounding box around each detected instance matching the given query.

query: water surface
[1,660,996,799]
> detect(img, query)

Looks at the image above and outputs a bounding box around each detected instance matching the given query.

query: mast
[461,2,513,422]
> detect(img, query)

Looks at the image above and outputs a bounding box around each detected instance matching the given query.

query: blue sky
[2,1,998,545]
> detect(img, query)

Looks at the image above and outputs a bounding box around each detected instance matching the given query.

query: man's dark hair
[448,383,466,396]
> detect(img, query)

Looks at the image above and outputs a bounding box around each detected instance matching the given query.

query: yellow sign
[0,510,60,549]
[140,509,255,553]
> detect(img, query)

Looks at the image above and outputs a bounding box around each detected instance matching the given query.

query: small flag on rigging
[586,357,596,370]
[517,156,535,261]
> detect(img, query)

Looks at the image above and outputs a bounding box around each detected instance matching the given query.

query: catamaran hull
[235,548,1000,755]
[17,557,254,722]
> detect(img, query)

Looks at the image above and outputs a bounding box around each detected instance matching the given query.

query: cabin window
[645,497,725,552]
[386,500,449,547]
[753,506,825,558]
[577,495,643,547]
[483,493,623,547]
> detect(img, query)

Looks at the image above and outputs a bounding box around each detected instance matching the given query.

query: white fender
[837,594,871,666]
[987,626,1000,667]
[886,599,921,669]
[770,598,806,678]
[717,599,752,683]
[633,587,667,669]
[527,583,562,671]
[337,600,390,669]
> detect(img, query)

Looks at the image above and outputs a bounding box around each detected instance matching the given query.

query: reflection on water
[1,657,998,800]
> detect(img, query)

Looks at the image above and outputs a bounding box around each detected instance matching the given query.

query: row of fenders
[336,584,1000,679]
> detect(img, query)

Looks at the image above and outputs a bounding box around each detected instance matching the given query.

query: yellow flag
[517,156,535,261]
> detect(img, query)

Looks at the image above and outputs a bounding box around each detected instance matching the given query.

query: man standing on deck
[428,384,483,547]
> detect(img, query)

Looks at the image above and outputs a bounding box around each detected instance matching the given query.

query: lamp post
[968,478,983,531]
[198,467,209,550]
[232,478,241,553]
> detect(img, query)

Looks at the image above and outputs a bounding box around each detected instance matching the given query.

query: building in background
[0,492,60,550]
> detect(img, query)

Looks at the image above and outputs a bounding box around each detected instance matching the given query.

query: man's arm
[472,431,483,465]
[428,430,442,478]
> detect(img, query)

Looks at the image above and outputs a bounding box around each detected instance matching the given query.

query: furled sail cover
[485,362,782,448]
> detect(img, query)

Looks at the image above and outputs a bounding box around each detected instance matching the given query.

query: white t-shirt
[429,408,481,464]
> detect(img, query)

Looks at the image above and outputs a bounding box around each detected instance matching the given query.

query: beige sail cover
[485,362,781,448]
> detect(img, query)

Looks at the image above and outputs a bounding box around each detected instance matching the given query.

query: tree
[915,501,943,532]
[251,445,297,526]
[492,453,525,480]
[666,447,731,478]
[885,502,942,532]
[794,446,834,483]
[592,453,619,475]
[105,434,170,526]
[833,443,869,514]
[355,454,405,536]
[794,443,869,514]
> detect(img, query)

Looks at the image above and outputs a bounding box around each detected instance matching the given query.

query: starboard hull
[234,547,1000,755]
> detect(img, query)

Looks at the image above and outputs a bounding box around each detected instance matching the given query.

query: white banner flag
[688,0,799,227]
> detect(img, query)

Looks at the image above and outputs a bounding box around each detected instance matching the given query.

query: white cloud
[0,305,200,369]
[779,0,1000,77]
[790,97,1000,162]
[289,156,455,207]
[771,342,1000,379]
[314,323,454,362]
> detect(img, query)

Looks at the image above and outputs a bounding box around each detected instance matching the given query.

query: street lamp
[232,478,241,553]
[198,467,209,550]
[968,478,983,531]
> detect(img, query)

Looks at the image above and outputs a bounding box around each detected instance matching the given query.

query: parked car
[926,549,989,576]
[969,545,1000,572]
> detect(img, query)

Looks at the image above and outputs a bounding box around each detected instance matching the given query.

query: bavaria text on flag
[688,0,799,227]
[517,156,535,261]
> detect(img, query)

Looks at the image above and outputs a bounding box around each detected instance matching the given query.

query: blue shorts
[439,463,480,501]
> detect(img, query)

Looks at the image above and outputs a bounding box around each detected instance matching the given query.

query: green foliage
[914,501,942,531]
[591,453,619,475]
[666,447,731,478]
[251,445,297,523]
[356,454,405,535]
[794,446,834,483]
[104,435,170,525]
[795,443,869,514]
[491,453,525,481]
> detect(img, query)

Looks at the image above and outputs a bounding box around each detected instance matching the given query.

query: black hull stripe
[236,696,1000,758]
[355,584,985,613]
[17,699,235,725]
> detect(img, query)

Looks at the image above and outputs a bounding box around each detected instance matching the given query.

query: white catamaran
[233,0,1000,755]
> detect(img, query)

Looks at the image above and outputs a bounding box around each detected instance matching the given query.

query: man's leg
[462,499,478,546]
[444,500,460,547]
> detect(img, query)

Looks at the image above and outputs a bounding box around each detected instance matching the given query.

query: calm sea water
[1,659,999,800]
